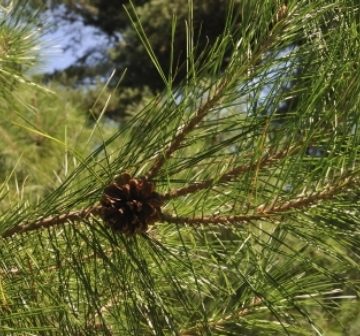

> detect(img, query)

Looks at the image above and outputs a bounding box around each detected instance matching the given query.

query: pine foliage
[0,1,359,335]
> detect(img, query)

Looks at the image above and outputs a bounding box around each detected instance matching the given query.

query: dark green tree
[43,0,274,117]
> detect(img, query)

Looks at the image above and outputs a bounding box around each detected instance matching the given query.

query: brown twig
[2,205,103,238]
[160,212,266,225]
[257,176,352,214]
[146,80,228,179]
[162,147,296,200]
[161,176,353,226]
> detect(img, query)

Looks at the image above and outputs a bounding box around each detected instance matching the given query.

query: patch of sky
[35,5,110,74]
[244,45,298,117]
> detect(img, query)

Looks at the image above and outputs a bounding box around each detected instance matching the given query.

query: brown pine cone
[100,173,163,234]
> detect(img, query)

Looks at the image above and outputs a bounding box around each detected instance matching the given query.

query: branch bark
[161,176,353,226]
[2,205,103,238]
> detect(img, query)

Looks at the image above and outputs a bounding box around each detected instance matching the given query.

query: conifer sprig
[0,1,359,335]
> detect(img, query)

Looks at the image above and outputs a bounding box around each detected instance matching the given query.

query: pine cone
[100,173,163,234]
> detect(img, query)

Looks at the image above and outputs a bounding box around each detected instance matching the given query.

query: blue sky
[37,10,105,73]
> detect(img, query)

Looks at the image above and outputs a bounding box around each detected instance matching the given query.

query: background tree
[41,0,265,117]
[0,1,359,335]
[0,1,112,206]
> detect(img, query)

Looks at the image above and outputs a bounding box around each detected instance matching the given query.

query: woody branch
[161,176,354,225]
[146,79,228,179]
[163,146,297,200]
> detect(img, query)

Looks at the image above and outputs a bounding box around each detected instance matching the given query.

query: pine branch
[2,173,354,238]
[161,176,354,226]
[162,146,296,200]
[146,3,290,181]
[146,79,228,179]
[0,4,292,240]
[1,205,102,238]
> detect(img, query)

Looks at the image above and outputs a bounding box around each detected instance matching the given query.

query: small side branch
[2,206,103,238]
[163,147,295,200]
[258,176,352,214]
[160,212,265,225]
[146,80,228,179]
[161,176,353,226]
